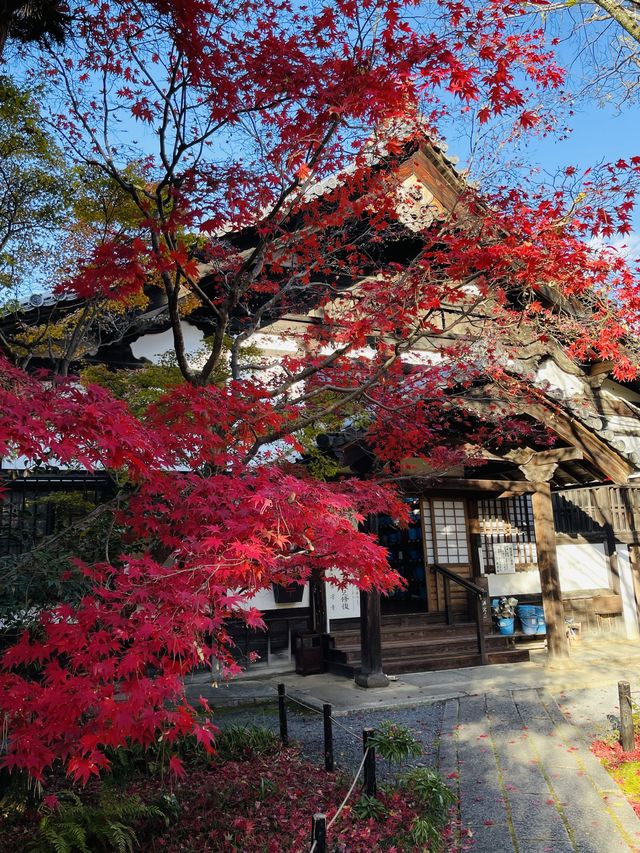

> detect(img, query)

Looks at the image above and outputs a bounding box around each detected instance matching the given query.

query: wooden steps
[325,615,530,677]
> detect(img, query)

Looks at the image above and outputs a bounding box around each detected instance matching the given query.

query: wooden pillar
[309,568,327,634]
[355,588,389,688]
[531,482,568,658]
[355,516,388,688]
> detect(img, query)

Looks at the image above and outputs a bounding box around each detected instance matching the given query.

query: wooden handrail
[430,564,486,597]
[430,564,488,664]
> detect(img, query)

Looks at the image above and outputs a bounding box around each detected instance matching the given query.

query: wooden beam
[506,447,583,465]
[588,360,615,377]
[531,482,569,658]
[463,391,634,485]
[514,401,634,486]
[406,478,537,495]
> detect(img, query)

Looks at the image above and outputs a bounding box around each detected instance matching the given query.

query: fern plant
[30,789,171,853]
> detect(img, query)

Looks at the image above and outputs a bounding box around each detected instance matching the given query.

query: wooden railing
[431,564,488,665]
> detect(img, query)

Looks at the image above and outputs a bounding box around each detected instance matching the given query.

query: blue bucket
[518,605,546,635]
[520,614,538,635]
[496,616,515,636]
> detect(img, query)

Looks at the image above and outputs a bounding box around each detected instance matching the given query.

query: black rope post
[619,680,634,753]
[278,683,288,747]
[323,703,334,772]
[311,813,326,853]
[362,727,376,798]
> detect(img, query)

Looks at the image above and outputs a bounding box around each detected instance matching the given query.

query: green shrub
[367,722,423,765]
[399,767,456,852]
[352,793,388,821]
[215,724,281,761]
[29,789,172,853]
[105,733,214,783]
[407,815,441,850]
[403,767,455,820]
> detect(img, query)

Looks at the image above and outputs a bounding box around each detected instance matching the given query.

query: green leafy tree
[0,0,69,56]
[0,74,67,292]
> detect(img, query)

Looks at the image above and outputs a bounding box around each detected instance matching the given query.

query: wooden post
[362,727,377,798]
[531,483,569,658]
[277,683,288,746]
[310,568,327,634]
[323,703,334,772]
[619,680,634,752]
[311,813,327,853]
[355,515,388,688]
[355,589,389,688]
[444,576,453,625]
[475,594,488,665]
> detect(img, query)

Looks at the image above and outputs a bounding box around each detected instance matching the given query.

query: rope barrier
[275,688,361,741]
[275,684,370,852]
[285,693,323,714]
[306,746,370,851]
[327,716,360,741]
[327,747,369,830]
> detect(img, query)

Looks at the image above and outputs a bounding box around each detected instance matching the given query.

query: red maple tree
[1,0,639,783]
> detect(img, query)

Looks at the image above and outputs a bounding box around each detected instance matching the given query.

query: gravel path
[213,700,444,781]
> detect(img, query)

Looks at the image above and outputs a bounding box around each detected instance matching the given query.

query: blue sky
[530,102,639,175]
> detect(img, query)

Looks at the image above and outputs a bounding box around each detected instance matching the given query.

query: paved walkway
[185,638,640,851]
[439,689,640,853]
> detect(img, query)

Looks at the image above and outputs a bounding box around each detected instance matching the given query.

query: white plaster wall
[249,331,300,355]
[487,571,541,597]
[1,454,32,470]
[130,321,206,366]
[556,542,609,591]
[487,542,610,598]
[616,545,640,639]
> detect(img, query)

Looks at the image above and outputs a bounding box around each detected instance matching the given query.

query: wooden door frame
[420,495,475,614]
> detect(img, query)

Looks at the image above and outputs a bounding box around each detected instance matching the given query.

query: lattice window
[0,476,112,557]
[477,495,536,570]
[430,499,468,564]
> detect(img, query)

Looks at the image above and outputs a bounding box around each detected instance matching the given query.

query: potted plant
[492,596,518,635]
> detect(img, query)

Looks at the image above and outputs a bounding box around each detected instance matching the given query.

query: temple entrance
[379,497,474,616]
[379,498,427,614]
[424,497,474,618]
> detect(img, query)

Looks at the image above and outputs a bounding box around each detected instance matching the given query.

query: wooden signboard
[493,542,517,574]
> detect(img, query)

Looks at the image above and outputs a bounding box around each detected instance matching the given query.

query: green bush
[400,767,456,852]
[367,721,423,765]
[407,815,441,850]
[30,789,172,853]
[215,724,281,762]
[352,793,388,821]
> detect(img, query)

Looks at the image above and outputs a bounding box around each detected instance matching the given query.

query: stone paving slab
[437,690,640,852]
